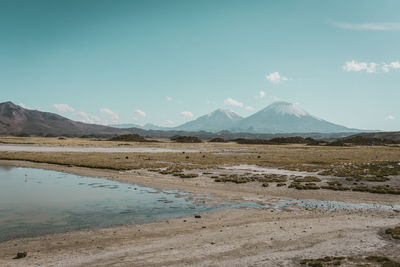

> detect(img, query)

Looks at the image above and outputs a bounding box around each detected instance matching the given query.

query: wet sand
[0,160,399,266]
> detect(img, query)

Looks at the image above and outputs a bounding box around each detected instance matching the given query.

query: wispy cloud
[180,111,193,118]
[224,98,243,108]
[164,120,174,125]
[385,115,395,120]
[343,60,400,73]
[77,112,101,124]
[382,61,400,72]
[100,108,119,123]
[331,21,400,31]
[245,106,254,111]
[134,109,146,118]
[166,96,183,104]
[259,90,265,98]
[53,104,74,113]
[266,72,288,84]
[343,60,377,73]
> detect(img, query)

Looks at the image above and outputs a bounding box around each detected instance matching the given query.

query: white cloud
[385,115,395,120]
[19,103,32,110]
[166,96,173,101]
[245,106,254,111]
[134,109,146,118]
[259,91,265,98]
[164,120,174,125]
[266,72,288,84]
[53,104,74,113]
[181,111,194,118]
[331,21,400,31]
[77,112,101,124]
[224,98,243,108]
[382,61,400,72]
[342,60,377,73]
[100,108,119,123]
[273,96,280,101]
[343,60,400,73]
[132,117,138,122]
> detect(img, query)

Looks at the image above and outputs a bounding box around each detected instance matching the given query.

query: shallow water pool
[0,166,213,242]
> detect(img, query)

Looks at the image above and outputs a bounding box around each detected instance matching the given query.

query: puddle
[0,145,199,153]
[0,166,212,242]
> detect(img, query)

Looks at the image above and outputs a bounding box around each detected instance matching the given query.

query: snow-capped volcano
[263,101,309,117]
[174,108,243,132]
[172,102,359,134]
[232,101,356,133]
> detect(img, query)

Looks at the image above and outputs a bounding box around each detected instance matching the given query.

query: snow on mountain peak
[209,108,239,120]
[265,101,308,117]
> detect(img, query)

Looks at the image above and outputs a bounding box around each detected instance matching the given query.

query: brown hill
[0,101,131,136]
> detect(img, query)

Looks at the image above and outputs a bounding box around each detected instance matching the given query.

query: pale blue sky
[1,0,399,130]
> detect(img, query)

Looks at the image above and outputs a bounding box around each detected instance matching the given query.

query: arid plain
[0,137,399,267]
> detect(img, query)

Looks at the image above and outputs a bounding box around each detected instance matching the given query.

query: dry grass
[1,137,399,167]
[0,137,399,195]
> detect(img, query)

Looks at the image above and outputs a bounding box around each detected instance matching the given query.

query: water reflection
[0,165,13,171]
[0,166,211,242]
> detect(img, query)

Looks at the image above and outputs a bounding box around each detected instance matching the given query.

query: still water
[0,166,213,242]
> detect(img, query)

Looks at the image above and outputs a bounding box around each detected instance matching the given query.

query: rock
[194,214,201,218]
[13,252,27,259]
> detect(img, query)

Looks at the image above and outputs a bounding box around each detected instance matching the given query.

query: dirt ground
[0,139,399,266]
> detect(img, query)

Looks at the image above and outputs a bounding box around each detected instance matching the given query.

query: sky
[0,0,399,131]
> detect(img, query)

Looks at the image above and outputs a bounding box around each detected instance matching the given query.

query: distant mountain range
[0,101,375,139]
[112,101,360,134]
[0,101,130,136]
[109,123,170,131]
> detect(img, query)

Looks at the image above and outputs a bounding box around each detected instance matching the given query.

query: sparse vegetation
[300,255,400,267]
[208,138,227,143]
[300,256,344,266]
[0,137,399,195]
[385,226,400,239]
[171,136,202,143]
[179,173,199,178]
[214,175,252,184]
[259,175,287,183]
[108,134,152,142]
[352,185,400,195]
[294,176,321,183]
[289,182,320,190]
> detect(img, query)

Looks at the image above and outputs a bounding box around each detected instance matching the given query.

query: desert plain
[0,136,399,267]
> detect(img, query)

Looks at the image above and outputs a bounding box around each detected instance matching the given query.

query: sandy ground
[0,160,399,266]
